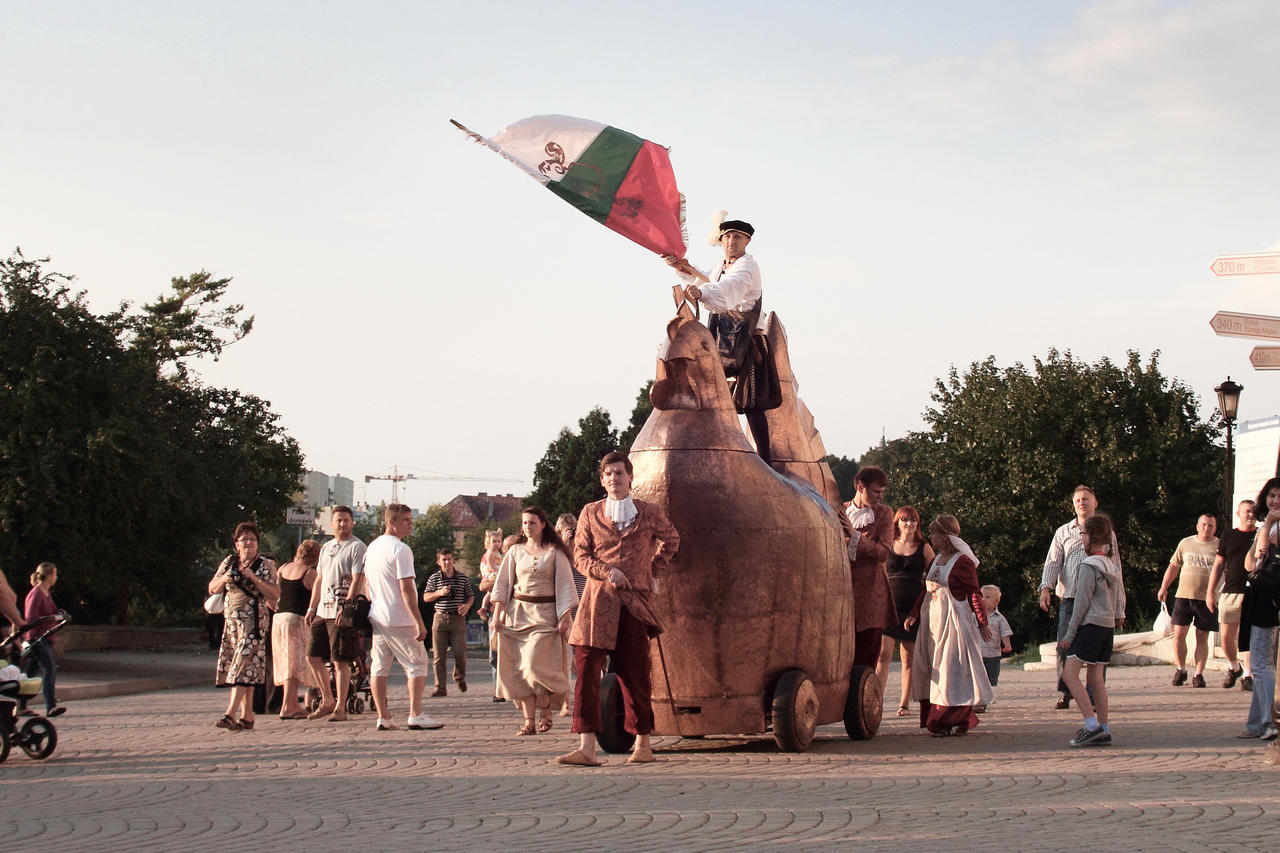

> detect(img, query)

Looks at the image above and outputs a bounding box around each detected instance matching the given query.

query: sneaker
[1262,726,1279,742]
[1069,726,1109,747]
[407,713,444,730]
[376,719,398,731]
[492,696,505,703]
[1241,675,1254,692]
[1054,694,1071,710]
[1223,667,1243,689]
[46,706,66,717]
[1172,669,1188,686]
[1191,673,1206,689]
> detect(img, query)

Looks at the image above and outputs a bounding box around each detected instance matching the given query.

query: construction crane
[364,465,523,504]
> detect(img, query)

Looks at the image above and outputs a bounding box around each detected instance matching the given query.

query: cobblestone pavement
[2,663,1277,852]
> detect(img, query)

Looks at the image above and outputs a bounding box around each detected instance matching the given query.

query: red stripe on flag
[603,140,686,258]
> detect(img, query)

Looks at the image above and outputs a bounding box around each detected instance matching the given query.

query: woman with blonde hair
[23,562,65,717]
[272,539,319,719]
[478,527,504,702]
[905,515,993,736]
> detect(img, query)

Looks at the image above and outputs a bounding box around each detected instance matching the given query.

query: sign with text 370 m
[1211,253,1280,277]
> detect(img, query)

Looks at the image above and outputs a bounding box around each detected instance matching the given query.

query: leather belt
[513,594,556,603]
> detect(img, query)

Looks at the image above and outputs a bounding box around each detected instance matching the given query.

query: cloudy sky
[4,1,1279,509]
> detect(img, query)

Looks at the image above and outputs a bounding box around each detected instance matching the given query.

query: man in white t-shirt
[348,503,442,731]
[1158,513,1220,688]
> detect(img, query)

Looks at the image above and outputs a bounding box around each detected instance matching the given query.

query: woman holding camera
[209,522,278,731]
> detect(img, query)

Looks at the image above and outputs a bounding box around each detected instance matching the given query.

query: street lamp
[1215,376,1243,520]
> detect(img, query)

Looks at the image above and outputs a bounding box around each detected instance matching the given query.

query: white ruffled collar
[605,496,637,529]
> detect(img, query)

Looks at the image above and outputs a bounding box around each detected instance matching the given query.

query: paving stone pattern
[2,664,1277,851]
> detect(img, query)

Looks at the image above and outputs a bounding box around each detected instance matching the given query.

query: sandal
[537,710,554,733]
[516,719,537,736]
[215,714,240,730]
[896,705,910,717]
[237,718,255,731]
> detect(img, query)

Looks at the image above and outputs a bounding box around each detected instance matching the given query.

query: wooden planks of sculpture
[628,303,866,750]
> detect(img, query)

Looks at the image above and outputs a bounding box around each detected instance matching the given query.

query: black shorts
[307,617,359,662]
[1065,623,1113,665]
[1171,597,1219,632]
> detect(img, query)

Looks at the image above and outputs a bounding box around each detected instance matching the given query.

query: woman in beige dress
[492,506,579,735]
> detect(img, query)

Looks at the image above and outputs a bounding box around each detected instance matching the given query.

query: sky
[4,0,1280,511]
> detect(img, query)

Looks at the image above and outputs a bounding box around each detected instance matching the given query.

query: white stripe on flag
[489,114,606,185]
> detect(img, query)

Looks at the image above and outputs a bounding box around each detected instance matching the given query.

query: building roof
[447,492,523,530]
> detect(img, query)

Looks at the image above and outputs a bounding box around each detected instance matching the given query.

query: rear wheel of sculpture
[843,663,882,740]
[19,718,56,760]
[771,669,819,752]
[596,672,636,754]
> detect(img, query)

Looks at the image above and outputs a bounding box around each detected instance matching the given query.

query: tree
[893,349,1220,646]
[459,509,523,568]
[405,504,456,580]
[0,251,304,624]
[527,406,620,518]
[618,380,654,449]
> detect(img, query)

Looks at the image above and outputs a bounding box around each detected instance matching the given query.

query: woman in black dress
[882,506,934,716]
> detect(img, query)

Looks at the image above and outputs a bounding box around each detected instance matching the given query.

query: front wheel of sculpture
[843,663,882,740]
[596,672,636,754]
[771,669,819,752]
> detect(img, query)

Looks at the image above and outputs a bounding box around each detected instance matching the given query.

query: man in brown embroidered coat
[844,466,897,676]
[556,451,679,767]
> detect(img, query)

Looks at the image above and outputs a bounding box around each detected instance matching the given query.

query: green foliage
[404,504,457,580]
[890,349,1220,646]
[619,380,654,450]
[527,406,621,518]
[0,251,304,624]
[459,509,523,568]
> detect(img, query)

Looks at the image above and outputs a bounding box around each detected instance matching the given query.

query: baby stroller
[0,612,70,762]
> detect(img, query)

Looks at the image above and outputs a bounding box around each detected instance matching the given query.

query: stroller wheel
[353,697,364,715]
[19,718,56,760]
[346,695,357,714]
[0,725,10,764]
[306,690,320,712]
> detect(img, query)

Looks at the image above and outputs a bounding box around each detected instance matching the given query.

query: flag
[452,114,687,259]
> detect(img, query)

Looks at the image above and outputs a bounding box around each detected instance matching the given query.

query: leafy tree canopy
[0,251,304,624]
[880,349,1220,646]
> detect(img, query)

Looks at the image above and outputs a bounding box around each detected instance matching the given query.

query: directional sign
[1209,311,1280,341]
[1250,347,1280,370]
[1210,252,1280,277]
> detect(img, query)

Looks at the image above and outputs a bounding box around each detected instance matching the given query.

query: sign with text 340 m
[1209,311,1280,341]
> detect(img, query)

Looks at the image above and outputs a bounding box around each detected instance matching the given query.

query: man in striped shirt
[422,549,473,697]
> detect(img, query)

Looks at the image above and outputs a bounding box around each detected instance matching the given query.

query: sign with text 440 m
[1250,347,1280,370]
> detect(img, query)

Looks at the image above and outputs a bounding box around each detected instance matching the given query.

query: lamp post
[1215,376,1243,520]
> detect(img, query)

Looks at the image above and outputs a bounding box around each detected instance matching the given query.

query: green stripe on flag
[545,126,644,224]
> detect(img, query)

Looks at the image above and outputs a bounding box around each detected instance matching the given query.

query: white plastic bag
[1152,602,1173,637]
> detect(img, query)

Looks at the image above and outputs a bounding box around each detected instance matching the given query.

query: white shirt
[362,534,417,628]
[677,253,765,330]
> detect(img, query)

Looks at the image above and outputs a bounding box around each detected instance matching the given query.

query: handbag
[203,591,225,615]
[1151,602,1172,638]
[339,595,373,634]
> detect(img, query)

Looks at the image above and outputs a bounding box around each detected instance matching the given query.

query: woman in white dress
[904,514,994,736]
[492,507,579,735]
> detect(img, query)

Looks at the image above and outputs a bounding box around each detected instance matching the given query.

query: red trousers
[572,607,654,735]
[853,627,883,670]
